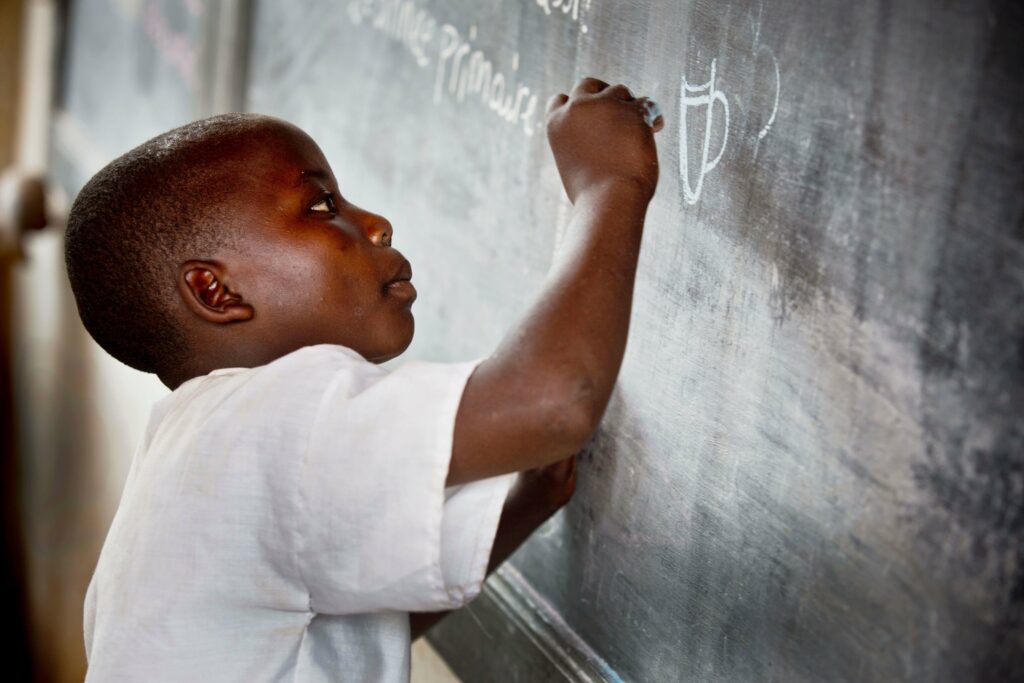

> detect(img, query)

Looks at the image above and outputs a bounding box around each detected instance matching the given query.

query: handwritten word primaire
[436,25,540,135]
[348,0,542,136]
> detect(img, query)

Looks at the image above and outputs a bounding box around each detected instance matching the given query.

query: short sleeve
[297,355,516,615]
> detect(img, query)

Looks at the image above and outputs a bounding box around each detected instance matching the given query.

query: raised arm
[447,78,662,486]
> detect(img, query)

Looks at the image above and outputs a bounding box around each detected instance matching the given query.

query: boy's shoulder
[149,343,476,445]
[148,344,376,440]
[176,343,372,391]
[234,343,371,378]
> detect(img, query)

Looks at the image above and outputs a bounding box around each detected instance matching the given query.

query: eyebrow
[295,169,329,187]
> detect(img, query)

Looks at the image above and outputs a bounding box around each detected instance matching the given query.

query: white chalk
[642,99,662,127]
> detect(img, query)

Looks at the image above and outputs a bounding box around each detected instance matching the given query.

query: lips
[386,259,413,286]
[384,259,416,302]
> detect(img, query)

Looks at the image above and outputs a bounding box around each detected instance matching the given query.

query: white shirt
[83,343,516,682]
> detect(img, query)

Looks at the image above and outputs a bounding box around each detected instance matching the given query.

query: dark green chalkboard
[246,1,1024,680]
[53,0,249,192]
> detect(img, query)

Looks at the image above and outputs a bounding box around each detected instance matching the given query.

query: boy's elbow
[547,373,601,453]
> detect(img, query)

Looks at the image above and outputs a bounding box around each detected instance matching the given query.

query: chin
[370,320,414,364]
[370,347,407,364]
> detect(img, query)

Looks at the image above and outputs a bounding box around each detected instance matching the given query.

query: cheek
[288,260,332,303]
[314,254,381,318]
[246,245,337,313]
[249,232,383,320]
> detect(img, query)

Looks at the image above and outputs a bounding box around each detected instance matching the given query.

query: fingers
[570,77,609,98]
[546,92,569,116]
[546,78,611,120]
[567,78,633,102]
[555,78,663,128]
[605,84,635,101]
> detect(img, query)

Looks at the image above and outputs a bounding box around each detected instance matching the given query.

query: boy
[67,77,662,681]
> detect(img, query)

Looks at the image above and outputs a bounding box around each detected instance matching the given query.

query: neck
[157,337,340,390]
[158,347,265,391]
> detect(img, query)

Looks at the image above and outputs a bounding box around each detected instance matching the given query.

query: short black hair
[64,112,276,375]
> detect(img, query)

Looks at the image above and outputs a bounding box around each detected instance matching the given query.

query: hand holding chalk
[545,77,663,204]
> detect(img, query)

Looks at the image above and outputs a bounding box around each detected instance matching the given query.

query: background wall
[0,1,33,679]
[9,2,173,680]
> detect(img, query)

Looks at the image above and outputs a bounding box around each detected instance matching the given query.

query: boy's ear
[178,260,254,324]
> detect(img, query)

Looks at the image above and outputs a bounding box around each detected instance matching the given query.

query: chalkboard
[247,1,1023,680]
[53,0,249,193]
[59,0,208,156]
[54,0,1024,680]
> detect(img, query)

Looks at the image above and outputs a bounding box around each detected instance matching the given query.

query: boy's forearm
[447,180,651,486]
[494,181,649,437]
[409,476,555,641]
[485,476,559,572]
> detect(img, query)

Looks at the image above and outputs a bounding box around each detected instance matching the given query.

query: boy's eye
[310,194,336,213]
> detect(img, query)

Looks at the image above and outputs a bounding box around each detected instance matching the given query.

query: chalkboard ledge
[428,566,623,682]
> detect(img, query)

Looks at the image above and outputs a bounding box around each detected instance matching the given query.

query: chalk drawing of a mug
[679,59,730,205]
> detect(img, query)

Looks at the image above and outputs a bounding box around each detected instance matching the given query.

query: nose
[356,207,393,247]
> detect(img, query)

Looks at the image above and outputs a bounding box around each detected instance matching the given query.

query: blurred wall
[13,225,168,683]
[4,2,170,681]
[2,2,35,681]
[0,0,24,166]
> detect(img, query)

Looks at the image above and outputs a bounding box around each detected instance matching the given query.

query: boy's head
[65,113,417,389]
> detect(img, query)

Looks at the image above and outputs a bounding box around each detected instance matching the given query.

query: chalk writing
[435,24,540,135]
[679,59,729,206]
[674,1,782,205]
[142,0,200,89]
[748,1,781,152]
[347,0,541,136]
[348,0,435,68]
[758,52,780,141]
[533,0,593,33]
